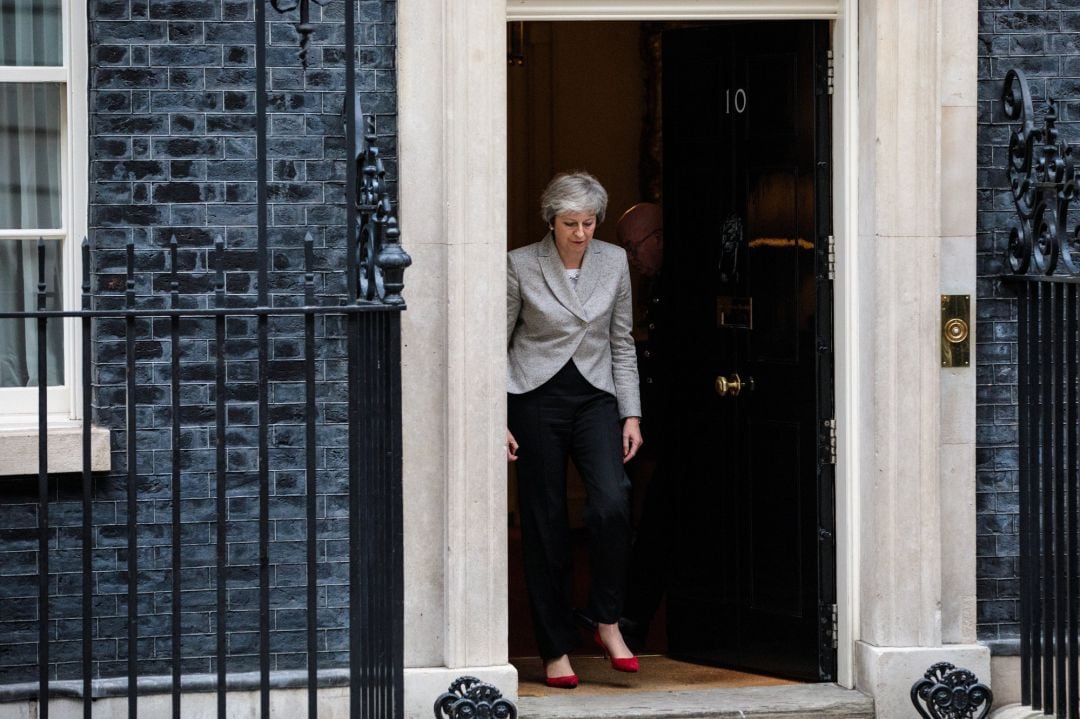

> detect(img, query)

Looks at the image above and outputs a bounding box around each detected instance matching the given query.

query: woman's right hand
[506,429,519,462]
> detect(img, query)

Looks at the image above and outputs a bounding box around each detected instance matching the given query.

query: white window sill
[0,418,111,476]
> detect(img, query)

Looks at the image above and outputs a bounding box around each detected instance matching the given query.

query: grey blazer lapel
[574,241,604,309]
[538,234,587,321]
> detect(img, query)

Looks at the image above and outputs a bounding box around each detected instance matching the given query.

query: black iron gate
[1003,68,1080,719]
[0,0,410,715]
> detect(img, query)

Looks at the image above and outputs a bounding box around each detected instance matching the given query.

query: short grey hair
[540,171,609,225]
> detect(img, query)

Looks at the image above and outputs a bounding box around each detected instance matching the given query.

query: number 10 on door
[726,89,747,114]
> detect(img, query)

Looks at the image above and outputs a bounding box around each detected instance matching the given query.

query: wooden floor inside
[512,655,799,697]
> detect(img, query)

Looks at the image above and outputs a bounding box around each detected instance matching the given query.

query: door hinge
[828,603,838,649]
[826,235,835,280]
[826,50,835,96]
[820,602,838,651]
[823,418,836,465]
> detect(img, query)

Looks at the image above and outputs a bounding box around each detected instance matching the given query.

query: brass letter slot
[716,296,752,329]
[941,294,971,368]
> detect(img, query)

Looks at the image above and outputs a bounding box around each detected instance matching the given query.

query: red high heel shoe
[593,630,639,673]
[543,657,579,688]
[544,674,579,689]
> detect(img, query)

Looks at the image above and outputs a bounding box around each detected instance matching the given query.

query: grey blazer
[507,234,642,419]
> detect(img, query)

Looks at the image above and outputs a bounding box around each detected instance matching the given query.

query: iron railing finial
[1003,68,1080,276]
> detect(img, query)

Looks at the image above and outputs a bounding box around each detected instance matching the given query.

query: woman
[506,171,644,688]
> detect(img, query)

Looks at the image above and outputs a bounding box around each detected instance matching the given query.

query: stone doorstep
[515,683,874,719]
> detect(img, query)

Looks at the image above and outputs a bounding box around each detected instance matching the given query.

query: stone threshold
[516,682,875,719]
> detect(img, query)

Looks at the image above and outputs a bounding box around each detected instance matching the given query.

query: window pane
[0,83,62,229]
[0,239,63,387]
[0,0,62,66]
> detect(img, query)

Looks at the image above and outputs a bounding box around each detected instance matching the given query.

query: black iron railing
[1,178,405,719]
[0,0,409,716]
[1011,276,1080,718]
[1003,67,1080,718]
[0,162,405,719]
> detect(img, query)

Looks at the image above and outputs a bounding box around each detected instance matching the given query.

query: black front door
[659,21,836,682]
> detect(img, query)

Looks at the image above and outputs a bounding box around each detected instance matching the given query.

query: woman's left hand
[622,417,643,463]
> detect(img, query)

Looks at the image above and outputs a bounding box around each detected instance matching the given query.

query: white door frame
[395,0,860,696]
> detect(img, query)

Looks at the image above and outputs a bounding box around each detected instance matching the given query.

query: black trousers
[509,360,631,660]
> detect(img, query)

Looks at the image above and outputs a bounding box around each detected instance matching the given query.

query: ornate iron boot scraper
[911,662,993,719]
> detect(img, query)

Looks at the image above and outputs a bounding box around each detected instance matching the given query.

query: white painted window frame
[0,0,89,422]
[502,0,860,688]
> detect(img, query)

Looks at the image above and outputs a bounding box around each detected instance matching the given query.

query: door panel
[747,55,798,135]
[748,167,801,363]
[748,420,802,616]
[661,21,834,681]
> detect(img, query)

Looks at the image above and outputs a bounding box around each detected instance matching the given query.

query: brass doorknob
[715,373,754,397]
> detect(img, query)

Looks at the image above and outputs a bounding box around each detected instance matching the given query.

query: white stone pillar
[854,0,987,716]
[398,0,517,715]
[938,0,980,649]
[857,0,945,653]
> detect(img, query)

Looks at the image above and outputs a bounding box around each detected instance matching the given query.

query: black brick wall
[977,0,1080,648]
[0,0,396,683]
